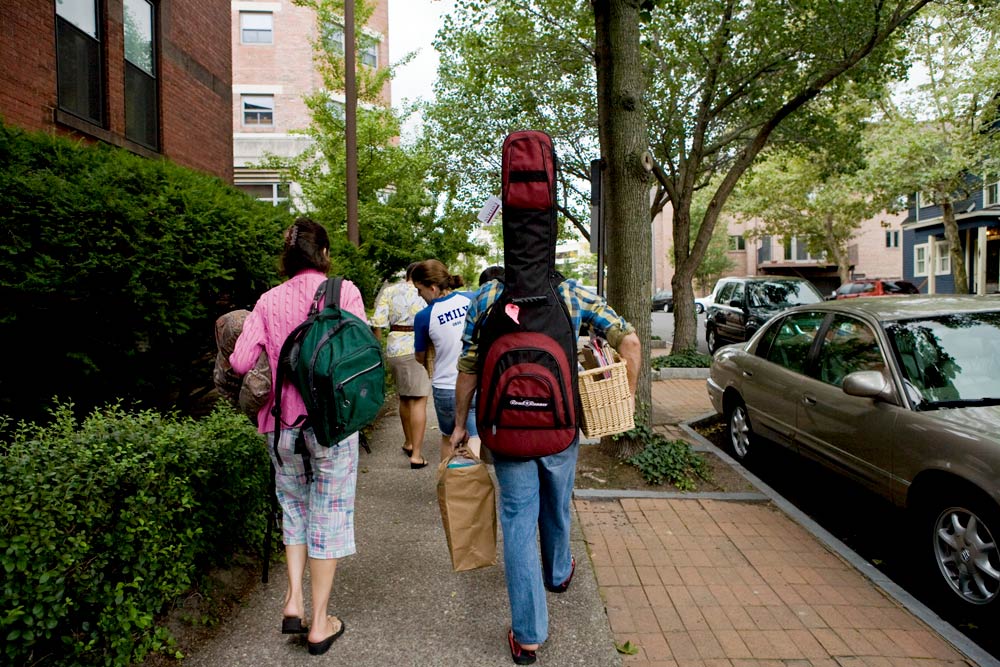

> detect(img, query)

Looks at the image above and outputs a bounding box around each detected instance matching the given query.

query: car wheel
[725,397,754,461]
[924,492,1000,611]
[662,303,671,313]
[696,303,705,314]
[706,327,718,353]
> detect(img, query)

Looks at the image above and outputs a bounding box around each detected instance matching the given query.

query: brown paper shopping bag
[436,454,497,571]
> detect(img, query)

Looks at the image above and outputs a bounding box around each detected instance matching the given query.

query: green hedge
[0,120,292,422]
[0,403,270,666]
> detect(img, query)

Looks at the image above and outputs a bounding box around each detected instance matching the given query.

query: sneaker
[508,628,537,665]
[545,555,575,593]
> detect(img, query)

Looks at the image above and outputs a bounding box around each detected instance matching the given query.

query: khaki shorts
[389,353,431,397]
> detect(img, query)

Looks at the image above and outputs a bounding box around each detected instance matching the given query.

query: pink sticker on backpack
[504,303,520,324]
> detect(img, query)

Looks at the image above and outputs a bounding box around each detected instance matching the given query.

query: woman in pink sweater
[230,217,366,655]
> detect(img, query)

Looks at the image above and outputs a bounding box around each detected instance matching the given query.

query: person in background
[411,259,480,463]
[371,262,432,469]
[230,217,366,656]
[450,279,641,665]
[478,265,504,286]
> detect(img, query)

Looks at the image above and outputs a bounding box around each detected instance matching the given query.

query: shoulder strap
[323,277,343,311]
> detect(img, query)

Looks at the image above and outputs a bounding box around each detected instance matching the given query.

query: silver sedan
[707,295,1000,616]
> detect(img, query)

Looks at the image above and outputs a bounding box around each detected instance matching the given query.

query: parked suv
[832,278,920,299]
[706,277,824,352]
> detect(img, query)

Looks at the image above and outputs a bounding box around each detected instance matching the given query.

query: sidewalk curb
[651,367,709,380]
[675,419,1000,667]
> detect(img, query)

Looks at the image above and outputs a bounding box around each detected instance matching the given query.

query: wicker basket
[578,351,634,438]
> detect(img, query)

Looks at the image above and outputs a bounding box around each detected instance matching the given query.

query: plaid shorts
[268,427,359,559]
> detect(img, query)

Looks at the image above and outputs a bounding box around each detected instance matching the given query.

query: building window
[728,235,745,251]
[56,0,103,124]
[123,0,157,149]
[324,23,378,67]
[242,94,274,126]
[238,183,289,207]
[986,174,999,207]
[914,240,950,277]
[783,236,823,262]
[885,230,900,248]
[935,241,951,275]
[359,35,378,68]
[240,12,273,44]
[914,245,927,276]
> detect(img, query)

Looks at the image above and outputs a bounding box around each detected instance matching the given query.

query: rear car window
[884,280,919,294]
[747,280,822,308]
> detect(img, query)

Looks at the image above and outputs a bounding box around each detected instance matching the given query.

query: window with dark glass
[123,0,157,149]
[763,312,824,374]
[56,0,103,124]
[815,316,885,387]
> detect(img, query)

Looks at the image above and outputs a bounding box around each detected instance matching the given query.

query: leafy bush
[0,403,269,666]
[622,422,709,489]
[0,120,292,421]
[651,349,713,369]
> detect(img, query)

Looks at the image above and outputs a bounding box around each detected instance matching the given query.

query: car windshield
[746,281,821,308]
[887,311,1000,408]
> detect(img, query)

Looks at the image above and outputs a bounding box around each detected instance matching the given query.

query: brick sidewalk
[569,375,978,666]
[575,496,972,666]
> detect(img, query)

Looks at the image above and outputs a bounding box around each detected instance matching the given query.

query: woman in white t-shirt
[412,259,479,463]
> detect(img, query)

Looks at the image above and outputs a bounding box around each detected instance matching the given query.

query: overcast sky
[388,0,456,138]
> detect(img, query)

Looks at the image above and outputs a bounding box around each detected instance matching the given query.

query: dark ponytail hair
[411,259,464,291]
[281,217,331,277]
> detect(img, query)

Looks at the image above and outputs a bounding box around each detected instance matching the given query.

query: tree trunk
[824,213,851,285]
[592,0,651,460]
[671,205,698,353]
[940,199,969,294]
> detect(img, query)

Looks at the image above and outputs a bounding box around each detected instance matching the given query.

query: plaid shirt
[457,278,635,375]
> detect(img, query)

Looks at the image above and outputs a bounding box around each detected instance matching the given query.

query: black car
[651,289,673,312]
[705,277,824,352]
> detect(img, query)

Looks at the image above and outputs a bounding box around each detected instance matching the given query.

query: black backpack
[474,130,580,458]
[272,278,384,455]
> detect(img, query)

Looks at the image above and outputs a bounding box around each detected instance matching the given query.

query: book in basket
[578,343,634,438]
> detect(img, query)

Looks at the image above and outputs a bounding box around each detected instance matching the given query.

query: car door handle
[742,370,753,378]
[801,395,816,406]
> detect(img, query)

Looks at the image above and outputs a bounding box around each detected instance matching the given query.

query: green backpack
[272,278,385,451]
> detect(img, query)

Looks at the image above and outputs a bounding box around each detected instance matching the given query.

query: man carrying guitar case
[449,130,641,665]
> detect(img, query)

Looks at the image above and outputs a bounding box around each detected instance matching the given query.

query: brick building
[0,1,233,181]
[231,0,390,203]
[652,207,908,297]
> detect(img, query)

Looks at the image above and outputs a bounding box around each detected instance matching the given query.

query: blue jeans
[492,438,579,645]
[432,385,478,437]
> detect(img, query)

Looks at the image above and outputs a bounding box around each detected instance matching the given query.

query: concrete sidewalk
[177,378,994,666]
[177,398,617,667]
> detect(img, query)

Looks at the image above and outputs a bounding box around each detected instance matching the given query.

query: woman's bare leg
[283,544,307,621]
[307,557,340,642]
[407,396,428,464]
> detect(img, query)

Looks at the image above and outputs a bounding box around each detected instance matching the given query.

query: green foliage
[0,403,269,666]
[0,120,290,422]
[651,350,712,369]
[625,429,709,490]
[263,0,483,304]
[427,0,929,351]
[615,640,640,655]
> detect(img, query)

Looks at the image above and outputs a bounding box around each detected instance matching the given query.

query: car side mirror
[729,299,742,308]
[842,370,896,404]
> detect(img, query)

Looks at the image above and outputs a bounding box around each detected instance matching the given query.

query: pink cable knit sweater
[230,269,367,434]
